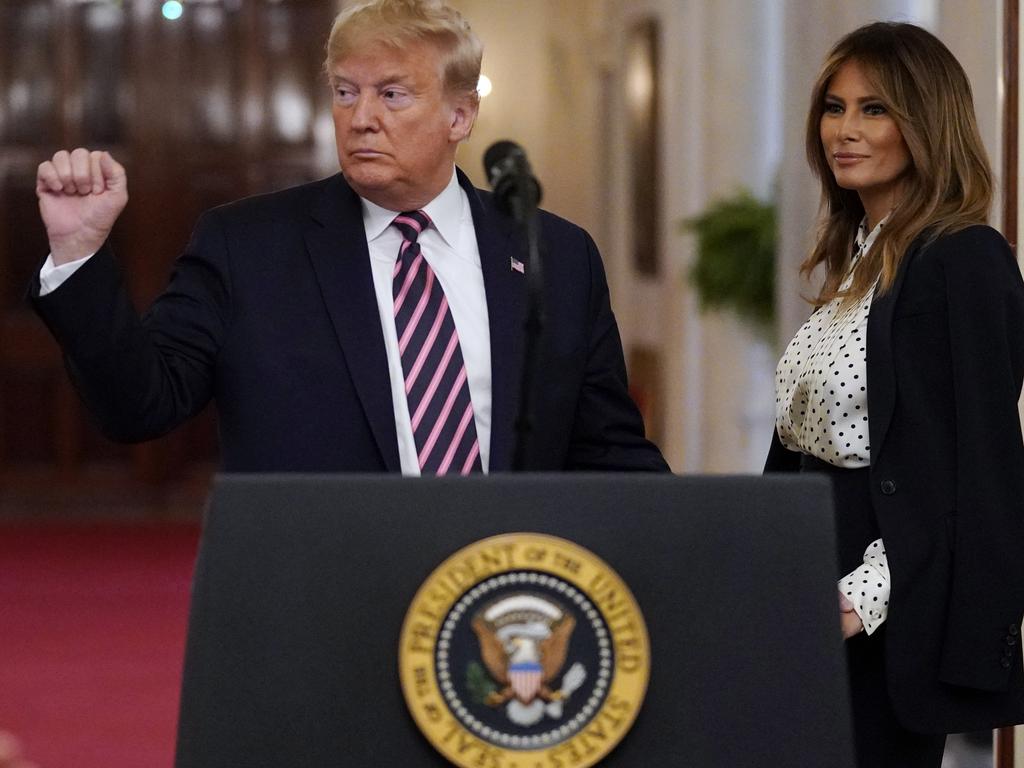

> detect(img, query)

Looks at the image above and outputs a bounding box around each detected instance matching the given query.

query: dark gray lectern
[175,474,855,767]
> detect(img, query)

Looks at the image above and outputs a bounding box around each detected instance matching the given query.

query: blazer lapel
[304,175,401,471]
[867,237,922,465]
[460,171,525,472]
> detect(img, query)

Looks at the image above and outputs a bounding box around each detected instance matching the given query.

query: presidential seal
[398,533,649,768]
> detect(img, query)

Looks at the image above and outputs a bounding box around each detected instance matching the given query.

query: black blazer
[31,170,668,474]
[767,225,1024,733]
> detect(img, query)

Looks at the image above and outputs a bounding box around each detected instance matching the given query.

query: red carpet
[0,524,199,768]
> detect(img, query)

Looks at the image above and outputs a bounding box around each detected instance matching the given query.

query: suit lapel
[867,237,922,465]
[460,172,525,472]
[304,175,401,472]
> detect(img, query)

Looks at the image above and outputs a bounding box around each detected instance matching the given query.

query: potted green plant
[682,191,776,337]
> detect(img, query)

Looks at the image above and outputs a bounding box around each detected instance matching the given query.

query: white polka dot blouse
[775,218,882,469]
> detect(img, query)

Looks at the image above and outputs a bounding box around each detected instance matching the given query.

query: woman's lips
[833,152,867,166]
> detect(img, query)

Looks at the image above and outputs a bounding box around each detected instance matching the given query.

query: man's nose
[350,94,380,130]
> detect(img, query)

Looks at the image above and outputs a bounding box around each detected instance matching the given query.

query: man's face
[330,41,477,212]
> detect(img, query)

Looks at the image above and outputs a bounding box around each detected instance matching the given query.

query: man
[31,0,667,475]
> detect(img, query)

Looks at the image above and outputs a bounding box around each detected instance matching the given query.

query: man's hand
[36,149,128,266]
[839,591,864,639]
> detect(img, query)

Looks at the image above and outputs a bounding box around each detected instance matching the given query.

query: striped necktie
[391,210,482,475]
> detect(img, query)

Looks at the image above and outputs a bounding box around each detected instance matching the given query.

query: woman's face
[819,59,912,224]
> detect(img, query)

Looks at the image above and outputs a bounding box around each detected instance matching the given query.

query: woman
[766,21,1024,767]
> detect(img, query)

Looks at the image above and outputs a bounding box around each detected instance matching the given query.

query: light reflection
[625,41,653,115]
[194,5,223,32]
[274,83,311,142]
[202,88,233,141]
[161,1,183,21]
[85,2,122,32]
[9,80,30,114]
[477,74,492,99]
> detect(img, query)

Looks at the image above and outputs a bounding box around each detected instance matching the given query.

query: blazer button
[1002,659,1012,668]
[1010,625,1021,636]
[880,480,897,495]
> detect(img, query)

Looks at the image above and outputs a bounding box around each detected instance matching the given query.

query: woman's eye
[824,102,843,114]
[864,103,886,116]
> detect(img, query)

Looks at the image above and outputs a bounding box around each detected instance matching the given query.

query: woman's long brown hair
[803,22,993,307]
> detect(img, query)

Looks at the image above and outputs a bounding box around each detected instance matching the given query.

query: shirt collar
[360,169,461,247]
[854,214,888,258]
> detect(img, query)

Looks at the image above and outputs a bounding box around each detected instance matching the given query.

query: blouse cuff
[838,538,889,635]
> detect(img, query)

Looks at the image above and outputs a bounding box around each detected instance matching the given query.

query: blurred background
[0,0,1020,766]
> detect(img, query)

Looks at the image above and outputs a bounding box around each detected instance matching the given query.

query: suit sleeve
[763,427,801,473]
[29,210,232,443]
[937,227,1024,690]
[563,232,670,472]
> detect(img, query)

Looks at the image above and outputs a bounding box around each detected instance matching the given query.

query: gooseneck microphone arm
[483,141,544,471]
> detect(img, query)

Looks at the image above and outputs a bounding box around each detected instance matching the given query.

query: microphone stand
[511,193,544,472]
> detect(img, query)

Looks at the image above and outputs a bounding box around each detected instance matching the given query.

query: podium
[175,474,855,767]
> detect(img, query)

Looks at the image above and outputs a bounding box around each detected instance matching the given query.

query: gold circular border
[398,532,650,768]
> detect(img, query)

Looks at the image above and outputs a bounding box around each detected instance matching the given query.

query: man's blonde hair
[325,0,482,102]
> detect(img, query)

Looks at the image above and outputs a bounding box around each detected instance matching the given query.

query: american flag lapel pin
[510,257,525,274]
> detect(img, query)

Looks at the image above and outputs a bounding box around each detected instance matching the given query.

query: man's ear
[448,96,479,143]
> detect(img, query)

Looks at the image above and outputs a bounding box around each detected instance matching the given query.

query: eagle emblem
[470,594,587,726]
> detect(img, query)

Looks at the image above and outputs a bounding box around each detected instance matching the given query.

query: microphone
[483,140,542,219]
[483,142,544,470]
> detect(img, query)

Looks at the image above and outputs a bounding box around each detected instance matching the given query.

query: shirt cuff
[39,252,94,297]
[838,538,890,635]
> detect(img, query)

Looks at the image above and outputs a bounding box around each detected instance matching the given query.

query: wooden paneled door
[0,0,337,518]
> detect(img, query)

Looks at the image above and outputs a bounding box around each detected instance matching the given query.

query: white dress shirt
[38,169,493,476]
[39,253,90,296]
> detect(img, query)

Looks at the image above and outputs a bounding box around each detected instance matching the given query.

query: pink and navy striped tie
[392,210,482,475]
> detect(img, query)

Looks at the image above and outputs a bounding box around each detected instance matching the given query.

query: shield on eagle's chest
[509,661,543,703]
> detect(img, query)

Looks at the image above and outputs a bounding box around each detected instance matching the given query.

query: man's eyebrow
[328,72,413,88]
[374,73,414,88]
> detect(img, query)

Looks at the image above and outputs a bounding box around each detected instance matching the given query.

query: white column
[936,0,1003,220]
[691,0,785,472]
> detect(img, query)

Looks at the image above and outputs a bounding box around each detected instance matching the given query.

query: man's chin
[341,169,393,198]
[344,176,419,212]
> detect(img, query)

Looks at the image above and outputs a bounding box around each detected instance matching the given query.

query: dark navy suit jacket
[31,170,667,474]
[767,225,1024,733]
